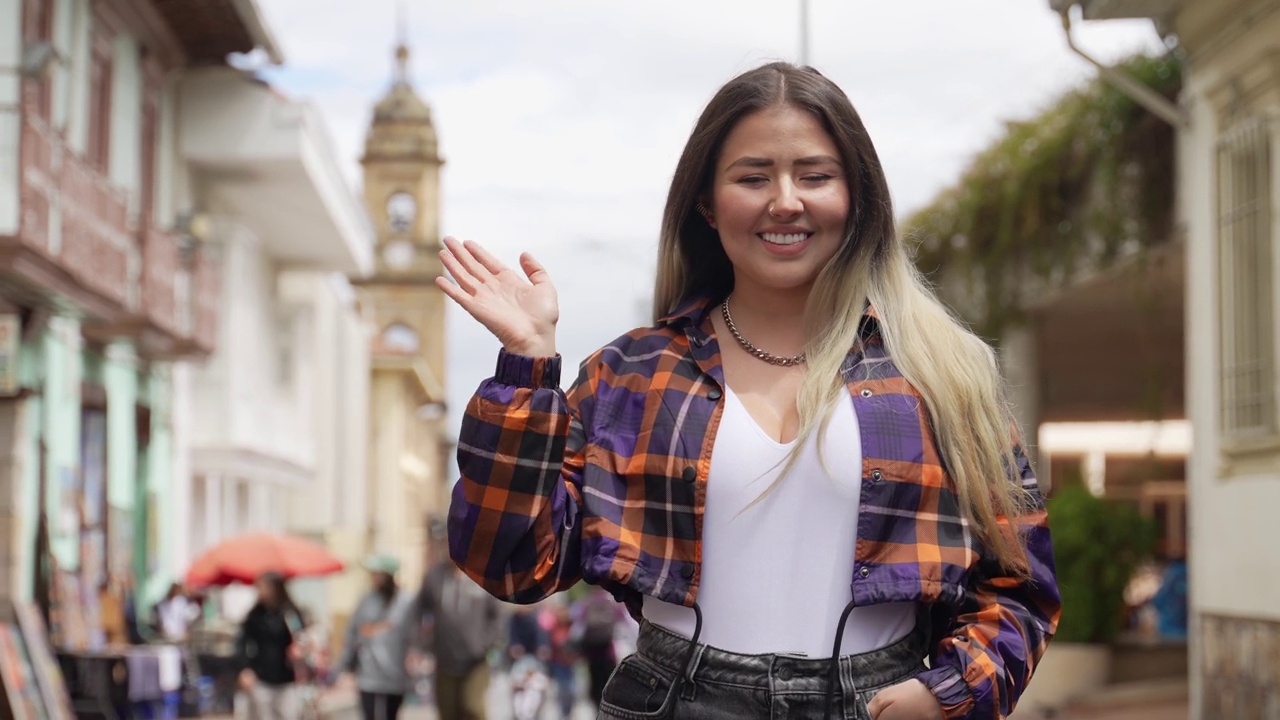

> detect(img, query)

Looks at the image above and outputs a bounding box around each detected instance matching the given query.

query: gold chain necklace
[720,297,806,367]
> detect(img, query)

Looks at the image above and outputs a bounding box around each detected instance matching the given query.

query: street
[320,669,598,720]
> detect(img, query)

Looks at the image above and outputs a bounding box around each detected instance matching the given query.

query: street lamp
[799,0,810,66]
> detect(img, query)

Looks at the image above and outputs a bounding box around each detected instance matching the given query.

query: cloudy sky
[252,0,1161,436]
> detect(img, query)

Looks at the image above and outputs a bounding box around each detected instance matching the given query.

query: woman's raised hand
[436,237,559,357]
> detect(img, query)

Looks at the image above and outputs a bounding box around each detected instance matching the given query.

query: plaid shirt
[450,296,1060,720]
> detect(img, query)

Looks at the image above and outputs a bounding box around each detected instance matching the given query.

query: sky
[250,0,1163,438]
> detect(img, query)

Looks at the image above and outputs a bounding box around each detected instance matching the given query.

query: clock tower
[352,35,449,587]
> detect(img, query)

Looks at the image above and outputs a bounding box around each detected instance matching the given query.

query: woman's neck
[722,282,811,354]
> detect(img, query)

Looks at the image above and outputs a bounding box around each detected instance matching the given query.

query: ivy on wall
[904,54,1182,340]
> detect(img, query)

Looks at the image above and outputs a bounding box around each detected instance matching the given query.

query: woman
[152,582,197,642]
[332,554,422,720]
[439,62,1060,720]
[234,572,303,720]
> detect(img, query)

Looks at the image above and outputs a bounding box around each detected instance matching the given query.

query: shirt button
[871,469,883,482]
[860,389,873,398]
[680,565,695,579]
[707,388,722,401]
[682,467,697,483]
[858,566,870,578]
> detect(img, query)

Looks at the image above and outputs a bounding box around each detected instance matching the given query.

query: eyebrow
[725,155,841,170]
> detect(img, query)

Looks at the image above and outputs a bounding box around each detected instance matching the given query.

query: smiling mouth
[759,232,812,246]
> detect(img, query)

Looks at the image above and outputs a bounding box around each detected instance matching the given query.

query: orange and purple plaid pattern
[449,296,1060,720]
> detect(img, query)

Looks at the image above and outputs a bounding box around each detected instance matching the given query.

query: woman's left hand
[866,679,944,720]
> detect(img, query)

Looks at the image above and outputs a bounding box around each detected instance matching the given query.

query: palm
[436,237,560,356]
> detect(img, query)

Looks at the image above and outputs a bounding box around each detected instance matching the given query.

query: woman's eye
[736,176,768,186]
[802,174,833,183]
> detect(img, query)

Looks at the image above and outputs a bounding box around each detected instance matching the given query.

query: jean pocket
[598,655,676,719]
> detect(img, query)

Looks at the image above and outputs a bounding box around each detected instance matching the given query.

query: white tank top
[642,387,917,658]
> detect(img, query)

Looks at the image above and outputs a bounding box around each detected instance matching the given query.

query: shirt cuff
[918,663,976,720]
[495,348,562,389]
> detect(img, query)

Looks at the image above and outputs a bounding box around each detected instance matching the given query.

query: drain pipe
[1058,4,1186,128]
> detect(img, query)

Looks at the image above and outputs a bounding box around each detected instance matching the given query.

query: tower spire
[394,0,410,85]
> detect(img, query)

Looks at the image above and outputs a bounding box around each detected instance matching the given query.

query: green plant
[903,53,1182,342]
[1047,484,1157,644]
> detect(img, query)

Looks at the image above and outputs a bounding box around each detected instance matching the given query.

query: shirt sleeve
[917,444,1062,720]
[447,348,599,604]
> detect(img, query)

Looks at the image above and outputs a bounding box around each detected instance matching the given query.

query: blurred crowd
[122,556,636,720]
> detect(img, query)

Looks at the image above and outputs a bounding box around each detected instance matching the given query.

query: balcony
[0,111,133,320]
[178,68,373,277]
[1,104,219,359]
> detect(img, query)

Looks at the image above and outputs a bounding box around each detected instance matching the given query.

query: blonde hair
[653,62,1034,574]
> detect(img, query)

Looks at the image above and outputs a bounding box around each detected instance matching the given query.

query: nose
[769,179,803,218]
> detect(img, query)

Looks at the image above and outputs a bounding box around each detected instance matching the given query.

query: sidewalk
[1015,678,1189,720]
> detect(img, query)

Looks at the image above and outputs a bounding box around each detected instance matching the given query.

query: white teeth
[761,232,808,245]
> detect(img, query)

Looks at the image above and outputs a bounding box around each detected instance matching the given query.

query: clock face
[387,192,417,233]
[382,239,415,269]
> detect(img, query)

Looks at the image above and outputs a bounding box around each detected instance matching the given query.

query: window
[381,323,420,354]
[28,0,55,119]
[86,29,114,170]
[1217,115,1277,443]
[139,84,158,225]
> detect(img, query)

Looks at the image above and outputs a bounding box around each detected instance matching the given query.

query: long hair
[254,572,299,616]
[653,62,1034,574]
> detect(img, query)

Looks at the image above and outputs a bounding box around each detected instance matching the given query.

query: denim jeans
[597,620,927,720]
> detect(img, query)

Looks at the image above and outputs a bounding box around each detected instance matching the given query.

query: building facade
[1057,1,1280,716]
[175,65,374,619]
[0,0,272,644]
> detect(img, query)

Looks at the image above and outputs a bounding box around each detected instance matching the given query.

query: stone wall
[1201,614,1280,718]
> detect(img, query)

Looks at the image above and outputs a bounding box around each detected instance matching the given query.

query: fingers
[435,275,474,308]
[439,246,480,295]
[867,691,888,718]
[464,240,507,276]
[446,237,498,285]
[520,253,550,285]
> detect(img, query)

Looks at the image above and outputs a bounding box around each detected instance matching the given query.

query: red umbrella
[185,532,345,588]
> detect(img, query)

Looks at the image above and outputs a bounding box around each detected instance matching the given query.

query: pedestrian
[570,587,622,710]
[544,604,579,719]
[234,572,304,720]
[439,61,1060,720]
[152,582,198,642]
[418,556,505,720]
[506,604,549,668]
[332,554,422,720]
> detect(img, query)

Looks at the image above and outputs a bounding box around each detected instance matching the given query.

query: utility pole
[799,0,811,65]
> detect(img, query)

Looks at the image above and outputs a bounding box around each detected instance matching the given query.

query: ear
[696,200,716,229]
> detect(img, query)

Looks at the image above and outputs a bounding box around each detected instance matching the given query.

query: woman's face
[256,578,279,604]
[709,104,850,298]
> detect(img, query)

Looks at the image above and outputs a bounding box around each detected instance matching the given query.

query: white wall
[1184,7,1280,623]
[63,0,89,156]
[189,222,314,469]
[282,271,370,535]
[0,0,21,236]
[108,34,141,216]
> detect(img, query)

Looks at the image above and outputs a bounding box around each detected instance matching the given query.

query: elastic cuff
[917,664,976,720]
[494,348,562,389]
